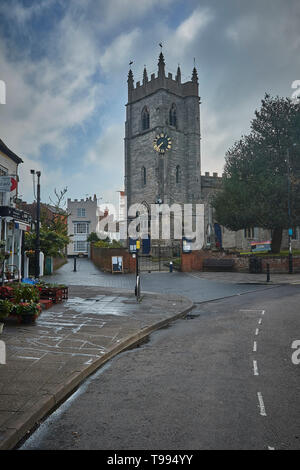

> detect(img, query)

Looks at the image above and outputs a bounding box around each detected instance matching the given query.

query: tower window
[176,165,181,184]
[169,104,177,127]
[141,107,150,130]
[142,166,146,186]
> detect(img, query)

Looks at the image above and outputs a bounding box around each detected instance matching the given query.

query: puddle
[65,297,131,316]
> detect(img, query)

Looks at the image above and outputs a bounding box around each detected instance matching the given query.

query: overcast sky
[0,0,299,210]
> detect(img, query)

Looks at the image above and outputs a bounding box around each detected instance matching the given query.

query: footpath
[0,285,192,450]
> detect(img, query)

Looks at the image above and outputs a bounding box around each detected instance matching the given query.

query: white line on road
[268,446,275,450]
[253,360,259,376]
[257,392,267,416]
[258,318,262,325]
[253,341,257,352]
[255,328,259,336]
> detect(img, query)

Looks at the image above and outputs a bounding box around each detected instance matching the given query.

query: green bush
[0,299,13,320]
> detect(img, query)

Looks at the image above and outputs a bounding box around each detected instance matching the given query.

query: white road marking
[268,446,275,450]
[257,392,267,416]
[16,356,41,361]
[253,341,257,352]
[261,310,265,315]
[253,360,259,376]
[255,328,259,336]
[258,318,262,325]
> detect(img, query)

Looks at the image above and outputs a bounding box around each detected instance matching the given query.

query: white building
[0,139,31,280]
[67,195,98,256]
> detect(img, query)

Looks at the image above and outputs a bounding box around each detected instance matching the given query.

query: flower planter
[20,314,38,325]
[40,287,63,303]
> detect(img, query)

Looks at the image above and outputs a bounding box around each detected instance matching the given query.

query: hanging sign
[0,176,17,192]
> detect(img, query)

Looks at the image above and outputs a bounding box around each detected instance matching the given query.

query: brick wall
[91,245,136,273]
[53,256,67,271]
[181,250,300,274]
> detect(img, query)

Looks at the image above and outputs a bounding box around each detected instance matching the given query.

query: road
[20,284,300,450]
[43,258,274,302]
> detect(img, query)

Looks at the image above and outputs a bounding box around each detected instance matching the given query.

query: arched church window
[141,107,150,130]
[142,166,146,186]
[176,165,181,184]
[169,104,177,127]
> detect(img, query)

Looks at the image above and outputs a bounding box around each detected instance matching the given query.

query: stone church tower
[124,52,202,245]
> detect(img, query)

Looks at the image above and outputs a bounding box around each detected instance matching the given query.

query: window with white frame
[75,241,87,252]
[74,222,89,234]
[77,208,86,217]
[292,227,300,240]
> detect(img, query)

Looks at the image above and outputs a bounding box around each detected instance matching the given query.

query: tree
[25,228,70,258]
[212,94,300,253]
[87,232,100,243]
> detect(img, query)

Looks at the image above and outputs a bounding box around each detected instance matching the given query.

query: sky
[0,0,299,212]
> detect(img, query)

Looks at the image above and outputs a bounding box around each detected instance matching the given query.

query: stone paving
[42,258,299,303]
[0,285,192,450]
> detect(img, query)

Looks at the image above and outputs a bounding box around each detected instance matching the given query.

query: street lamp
[286,143,299,274]
[31,170,41,279]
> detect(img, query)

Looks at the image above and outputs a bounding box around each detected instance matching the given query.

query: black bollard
[169,261,173,273]
[266,263,270,282]
[73,256,77,272]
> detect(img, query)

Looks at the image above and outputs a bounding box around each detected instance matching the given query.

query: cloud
[86,123,124,170]
[99,29,142,75]
[0,0,58,24]
[0,8,102,159]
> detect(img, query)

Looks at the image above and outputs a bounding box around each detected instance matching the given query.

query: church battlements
[127,52,199,103]
[201,172,223,190]
[67,194,98,204]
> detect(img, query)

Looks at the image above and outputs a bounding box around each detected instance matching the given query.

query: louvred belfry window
[169,104,177,127]
[142,107,150,130]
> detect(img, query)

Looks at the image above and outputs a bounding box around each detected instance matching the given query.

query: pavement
[0,258,300,450]
[0,285,193,450]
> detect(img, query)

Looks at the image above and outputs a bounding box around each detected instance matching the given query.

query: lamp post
[31,170,41,279]
[286,148,293,274]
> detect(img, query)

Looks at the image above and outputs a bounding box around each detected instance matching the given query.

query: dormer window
[169,104,177,127]
[141,106,150,130]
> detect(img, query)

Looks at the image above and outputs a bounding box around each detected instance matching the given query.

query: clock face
[153,133,172,154]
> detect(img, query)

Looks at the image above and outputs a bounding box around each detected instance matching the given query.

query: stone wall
[181,250,300,274]
[90,245,136,273]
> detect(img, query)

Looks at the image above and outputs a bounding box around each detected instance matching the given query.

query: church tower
[124,52,202,243]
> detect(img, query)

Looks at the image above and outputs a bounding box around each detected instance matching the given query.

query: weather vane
[129,60,133,67]
[159,42,163,49]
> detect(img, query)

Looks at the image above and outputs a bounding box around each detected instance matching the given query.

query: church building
[125,52,202,249]
[124,51,300,253]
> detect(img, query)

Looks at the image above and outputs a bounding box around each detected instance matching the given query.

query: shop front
[0,206,31,281]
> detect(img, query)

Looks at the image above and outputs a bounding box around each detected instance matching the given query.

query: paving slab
[0,285,192,450]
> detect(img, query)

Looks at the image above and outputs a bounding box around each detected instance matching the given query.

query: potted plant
[39,283,63,303]
[12,302,41,324]
[12,283,40,304]
[0,299,12,331]
[0,286,14,300]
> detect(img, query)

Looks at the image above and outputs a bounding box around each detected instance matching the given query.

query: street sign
[0,176,17,192]
[289,228,293,236]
